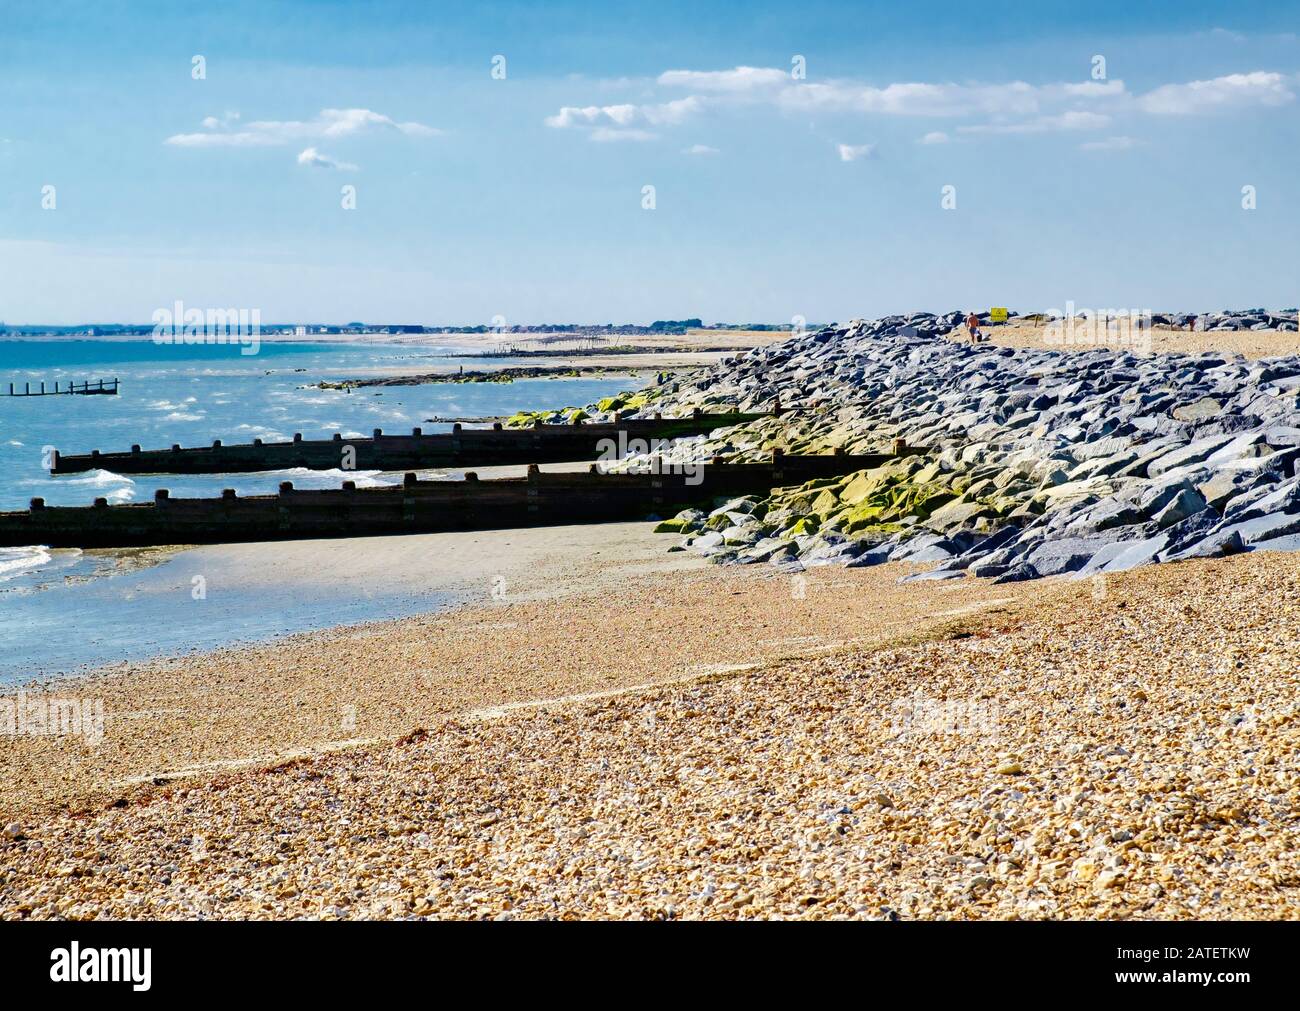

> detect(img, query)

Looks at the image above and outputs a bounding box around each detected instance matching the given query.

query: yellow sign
[989,307,1008,322]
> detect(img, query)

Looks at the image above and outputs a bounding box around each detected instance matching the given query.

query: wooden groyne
[49,409,766,475]
[2,449,914,549]
[3,378,119,397]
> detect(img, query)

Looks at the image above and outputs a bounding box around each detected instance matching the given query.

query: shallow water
[0,338,640,679]
[0,544,452,685]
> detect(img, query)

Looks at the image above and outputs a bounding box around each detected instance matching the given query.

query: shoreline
[3,548,1298,919]
[0,529,1040,822]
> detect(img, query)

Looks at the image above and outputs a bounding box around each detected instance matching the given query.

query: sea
[0,338,640,682]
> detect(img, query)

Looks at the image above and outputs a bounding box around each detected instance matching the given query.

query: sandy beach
[315,328,789,382]
[945,320,1300,359]
[2,547,1298,920]
[0,523,1031,821]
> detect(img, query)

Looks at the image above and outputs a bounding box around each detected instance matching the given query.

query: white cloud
[167,130,281,149]
[837,143,875,162]
[959,110,1110,134]
[776,77,1130,118]
[658,66,788,92]
[683,143,720,155]
[545,104,634,128]
[1079,136,1137,152]
[1137,71,1295,114]
[296,147,358,170]
[166,108,439,148]
[1061,81,1127,98]
[590,128,657,142]
[200,111,241,131]
[545,97,701,140]
[543,65,1296,148]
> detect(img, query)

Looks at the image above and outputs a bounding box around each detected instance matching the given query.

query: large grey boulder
[1164,530,1246,562]
[1214,511,1300,545]
[1077,533,1170,575]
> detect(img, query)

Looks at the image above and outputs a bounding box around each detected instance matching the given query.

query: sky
[0,0,1298,325]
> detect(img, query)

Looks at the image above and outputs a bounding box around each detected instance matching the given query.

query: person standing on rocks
[966,311,983,344]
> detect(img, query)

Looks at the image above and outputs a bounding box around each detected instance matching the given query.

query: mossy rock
[808,487,842,515]
[912,461,944,484]
[842,502,891,533]
[838,469,887,506]
[653,518,691,533]
[565,408,591,423]
[787,516,821,536]
[853,521,906,538]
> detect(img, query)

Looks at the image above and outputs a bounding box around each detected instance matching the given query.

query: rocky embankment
[318,365,639,389]
[620,310,1300,581]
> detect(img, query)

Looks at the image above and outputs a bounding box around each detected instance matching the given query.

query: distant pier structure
[2,378,120,397]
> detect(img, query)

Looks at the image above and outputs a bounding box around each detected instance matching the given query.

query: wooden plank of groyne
[4,449,916,549]
[2,378,119,398]
[48,409,770,475]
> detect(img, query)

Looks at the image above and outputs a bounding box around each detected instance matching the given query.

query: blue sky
[1,0,1298,324]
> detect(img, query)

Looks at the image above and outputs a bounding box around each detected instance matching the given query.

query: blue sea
[0,338,641,681]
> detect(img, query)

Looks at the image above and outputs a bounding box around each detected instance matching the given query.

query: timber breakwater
[49,409,766,476]
[1,451,909,548]
[636,310,1300,580]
